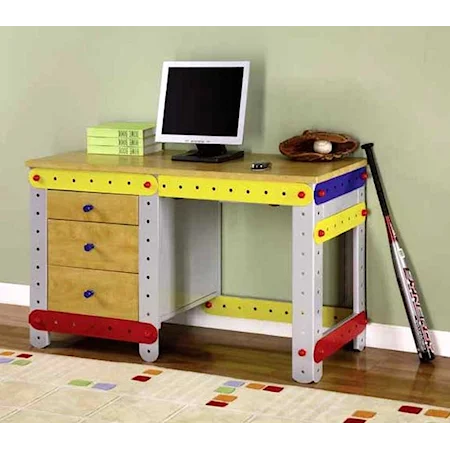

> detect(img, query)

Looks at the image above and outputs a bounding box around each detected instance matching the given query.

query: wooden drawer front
[47,191,138,225]
[48,219,138,273]
[48,266,138,320]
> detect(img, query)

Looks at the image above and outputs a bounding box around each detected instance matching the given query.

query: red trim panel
[29,310,158,344]
[314,312,367,363]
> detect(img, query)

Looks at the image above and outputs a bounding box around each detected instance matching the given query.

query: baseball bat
[361,143,435,362]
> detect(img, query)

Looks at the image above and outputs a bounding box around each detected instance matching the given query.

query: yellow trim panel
[203,296,350,327]
[158,175,312,206]
[29,168,158,196]
[314,202,366,244]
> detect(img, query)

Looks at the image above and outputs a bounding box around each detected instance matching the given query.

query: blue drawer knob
[83,204,94,213]
[84,243,95,252]
[83,290,95,299]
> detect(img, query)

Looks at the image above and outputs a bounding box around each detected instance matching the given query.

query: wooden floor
[2,304,450,408]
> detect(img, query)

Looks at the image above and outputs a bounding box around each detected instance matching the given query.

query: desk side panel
[159,198,220,319]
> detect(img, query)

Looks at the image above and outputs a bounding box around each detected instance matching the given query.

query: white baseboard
[2,282,449,358]
[365,323,450,358]
[0,283,30,307]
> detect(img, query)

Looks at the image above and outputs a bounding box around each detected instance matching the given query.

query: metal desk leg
[292,202,324,383]
[139,195,160,362]
[30,187,50,349]
[353,187,366,351]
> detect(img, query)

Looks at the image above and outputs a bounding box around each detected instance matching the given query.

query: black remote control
[251,161,272,171]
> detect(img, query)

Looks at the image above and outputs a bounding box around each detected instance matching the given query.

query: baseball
[313,140,332,154]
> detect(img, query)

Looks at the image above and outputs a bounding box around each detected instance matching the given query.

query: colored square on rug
[143,369,163,376]
[263,385,284,393]
[0,357,14,364]
[16,353,33,359]
[0,351,14,356]
[68,379,93,387]
[132,375,151,382]
[215,386,235,394]
[424,409,450,419]
[223,380,245,388]
[206,400,228,408]
[344,418,366,423]
[11,360,32,366]
[399,405,422,414]
[92,383,116,391]
[246,383,265,390]
[213,394,237,403]
[352,410,376,419]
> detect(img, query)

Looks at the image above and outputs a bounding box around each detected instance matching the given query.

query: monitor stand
[171,144,244,163]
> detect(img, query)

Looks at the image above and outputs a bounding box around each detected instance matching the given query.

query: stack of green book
[86,122,163,155]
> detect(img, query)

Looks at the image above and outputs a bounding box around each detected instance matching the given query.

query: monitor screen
[156,61,250,145]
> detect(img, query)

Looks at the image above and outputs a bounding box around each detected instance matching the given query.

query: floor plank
[1,304,450,408]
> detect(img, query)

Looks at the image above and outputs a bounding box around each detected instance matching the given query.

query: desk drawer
[48,265,138,320]
[48,219,138,273]
[47,190,138,225]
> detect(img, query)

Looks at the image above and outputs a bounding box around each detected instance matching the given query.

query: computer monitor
[155,61,250,163]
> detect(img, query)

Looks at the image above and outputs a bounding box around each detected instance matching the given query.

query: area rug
[0,348,449,423]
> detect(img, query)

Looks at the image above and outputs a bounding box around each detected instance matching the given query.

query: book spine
[87,136,156,146]
[86,129,155,138]
[87,143,163,156]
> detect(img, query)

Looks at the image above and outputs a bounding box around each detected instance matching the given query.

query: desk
[26,150,368,384]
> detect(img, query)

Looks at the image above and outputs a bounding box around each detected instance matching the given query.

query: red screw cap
[298,349,307,357]
[318,189,326,198]
[143,181,152,189]
[318,230,325,238]
[361,172,368,180]
[362,209,368,217]
[298,191,306,199]
[33,174,41,182]
[205,301,213,309]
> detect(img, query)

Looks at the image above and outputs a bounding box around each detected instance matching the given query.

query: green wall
[1,27,448,330]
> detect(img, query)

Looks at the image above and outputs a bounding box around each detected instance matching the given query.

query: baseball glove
[279,129,359,162]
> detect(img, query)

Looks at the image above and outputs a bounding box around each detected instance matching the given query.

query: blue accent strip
[315,167,367,204]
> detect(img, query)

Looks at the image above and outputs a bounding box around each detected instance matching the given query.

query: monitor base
[171,148,244,163]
